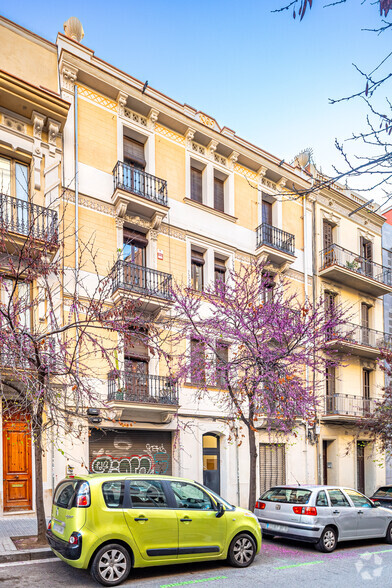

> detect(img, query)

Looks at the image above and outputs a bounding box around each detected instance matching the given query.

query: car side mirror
[216,502,225,518]
[372,501,381,507]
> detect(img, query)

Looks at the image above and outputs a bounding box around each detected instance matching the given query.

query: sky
[3,1,392,201]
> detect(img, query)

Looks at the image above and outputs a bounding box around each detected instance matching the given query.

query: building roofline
[0,14,57,51]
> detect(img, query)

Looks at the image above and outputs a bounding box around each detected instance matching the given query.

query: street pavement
[1,537,392,587]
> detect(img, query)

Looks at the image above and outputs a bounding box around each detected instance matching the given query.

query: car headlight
[244,512,259,521]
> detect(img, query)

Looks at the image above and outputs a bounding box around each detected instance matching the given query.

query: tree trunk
[248,426,257,511]
[33,415,47,542]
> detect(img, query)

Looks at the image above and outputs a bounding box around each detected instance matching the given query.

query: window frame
[0,155,30,200]
[327,488,351,508]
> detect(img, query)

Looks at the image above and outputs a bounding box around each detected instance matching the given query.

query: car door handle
[357,510,364,515]
[134,517,149,522]
[332,510,340,514]
[180,518,192,522]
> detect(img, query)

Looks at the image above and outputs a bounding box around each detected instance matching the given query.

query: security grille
[259,443,286,494]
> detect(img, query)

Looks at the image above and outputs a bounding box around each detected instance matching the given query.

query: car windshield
[196,484,235,510]
[373,487,392,497]
[261,487,312,504]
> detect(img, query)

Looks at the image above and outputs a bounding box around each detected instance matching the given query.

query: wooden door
[3,416,32,511]
[262,200,272,225]
[361,237,373,277]
[323,441,329,485]
[361,303,370,345]
[357,442,365,494]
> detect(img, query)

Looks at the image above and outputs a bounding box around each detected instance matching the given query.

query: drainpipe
[303,195,309,483]
[236,424,240,505]
[74,84,80,403]
[311,196,321,484]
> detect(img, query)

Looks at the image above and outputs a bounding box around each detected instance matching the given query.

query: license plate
[53,522,64,535]
[266,523,288,533]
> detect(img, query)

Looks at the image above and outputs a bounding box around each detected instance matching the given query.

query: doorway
[357,442,366,493]
[3,413,32,511]
[203,434,220,495]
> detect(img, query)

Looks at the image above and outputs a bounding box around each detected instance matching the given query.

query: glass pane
[0,157,11,195]
[170,481,214,510]
[203,435,218,449]
[373,487,392,497]
[203,455,218,471]
[316,490,328,507]
[102,481,124,508]
[54,481,78,508]
[15,163,29,201]
[328,489,350,507]
[345,489,372,508]
[261,487,312,504]
[129,479,168,508]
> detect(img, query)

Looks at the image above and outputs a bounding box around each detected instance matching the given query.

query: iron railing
[256,223,295,255]
[324,393,376,417]
[111,260,172,300]
[327,322,392,349]
[113,161,168,206]
[0,193,58,241]
[320,244,392,287]
[108,372,178,405]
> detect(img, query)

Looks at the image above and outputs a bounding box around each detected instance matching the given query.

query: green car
[46,474,261,586]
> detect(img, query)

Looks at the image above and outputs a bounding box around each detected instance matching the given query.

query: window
[260,487,311,504]
[214,176,224,212]
[373,487,392,498]
[0,156,29,200]
[214,257,226,285]
[259,444,286,494]
[261,273,275,303]
[123,229,147,265]
[1,279,31,331]
[190,338,205,384]
[363,368,371,400]
[169,481,214,510]
[324,291,336,340]
[191,249,204,291]
[129,479,168,508]
[262,200,272,225]
[191,167,203,203]
[102,481,124,508]
[123,136,145,170]
[216,342,228,388]
[326,366,336,397]
[361,303,370,345]
[345,489,372,508]
[323,220,334,249]
[327,489,350,507]
[54,481,79,509]
[361,237,373,277]
[316,490,328,507]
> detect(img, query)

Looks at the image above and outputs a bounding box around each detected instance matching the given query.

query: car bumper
[46,529,82,561]
[257,517,321,543]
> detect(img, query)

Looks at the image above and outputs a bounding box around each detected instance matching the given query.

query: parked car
[254,484,392,553]
[371,486,392,510]
[46,474,261,586]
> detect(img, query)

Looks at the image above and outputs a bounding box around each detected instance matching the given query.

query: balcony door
[123,137,145,196]
[323,221,334,265]
[361,237,373,277]
[361,304,370,345]
[124,358,149,402]
[123,230,147,292]
[262,200,272,225]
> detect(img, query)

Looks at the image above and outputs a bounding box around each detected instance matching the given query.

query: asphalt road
[1,537,392,587]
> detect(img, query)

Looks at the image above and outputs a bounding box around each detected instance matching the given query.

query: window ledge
[183,198,237,223]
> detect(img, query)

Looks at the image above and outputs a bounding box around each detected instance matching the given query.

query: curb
[0,547,55,564]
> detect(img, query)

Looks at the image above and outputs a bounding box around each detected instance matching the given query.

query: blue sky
[3,1,391,198]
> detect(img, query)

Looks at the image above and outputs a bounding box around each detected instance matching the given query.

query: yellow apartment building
[0,15,388,516]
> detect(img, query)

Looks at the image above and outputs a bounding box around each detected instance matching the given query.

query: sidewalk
[0,517,52,561]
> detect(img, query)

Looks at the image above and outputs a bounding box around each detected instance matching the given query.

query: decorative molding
[149,229,159,241]
[148,108,159,130]
[214,153,227,166]
[2,115,26,134]
[160,224,186,241]
[186,128,196,148]
[77,85,117,112]
[123,107,147,127]
[235,252,252,264]
[117,91,128,116]
[229,151,239,170]
[258,166,268,178]
[276,178,287,190]
[124,215,151,229]
[191,141,205,155]
[65,191,116,216]
[115,201,127,218]
[60,64,78,92]
[47,118,61,157]
[198,113,216,129]
[358,227,375,243]
[31,111,45,190]
[321,208,341,227]
[208,139,218,158]
[115,216,125,229]
[155,124,185,145]
[261,177,277,191]
[32,111,45,141]
[234,163,258,182]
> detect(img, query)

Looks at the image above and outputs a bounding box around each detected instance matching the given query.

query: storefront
[89,428,172,475]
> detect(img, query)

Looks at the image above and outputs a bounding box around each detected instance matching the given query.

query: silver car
[254,485,392,552]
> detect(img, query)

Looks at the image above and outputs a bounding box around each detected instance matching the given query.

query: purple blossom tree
[165,260,347,510]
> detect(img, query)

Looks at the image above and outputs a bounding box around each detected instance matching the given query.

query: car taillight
[77,494,88,507]
[69,532,81,545]
[255,501,266,510]
[293,506,317,516]
[75,481,90,508]
[47,520,52,530]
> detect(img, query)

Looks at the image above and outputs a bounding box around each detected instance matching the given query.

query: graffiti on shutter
[259,443,286,494]
[89,429,172,475]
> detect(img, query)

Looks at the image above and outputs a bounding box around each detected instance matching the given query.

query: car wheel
[385,522,392,544]
[90,543,131,586]
[227,533,257,567]
[315,527,337,553]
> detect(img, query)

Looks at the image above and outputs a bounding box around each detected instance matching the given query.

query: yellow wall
[77,98,117,174]
[234,175,258,230]
[155,136,185,202]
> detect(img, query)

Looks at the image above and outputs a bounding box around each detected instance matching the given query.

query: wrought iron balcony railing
[0,193,58,242]
[326,322,392,349]
[324,393,376,417]
[108,371,178,405]
[113,161,168,206]
[111,260,172,300]
[320,244,392,287]
[256,223,295,255]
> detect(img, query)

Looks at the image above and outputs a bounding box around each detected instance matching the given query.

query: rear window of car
[54,481,80,509]
[260,487,312,504]
[102,481,124,508]
[373,487,392,497]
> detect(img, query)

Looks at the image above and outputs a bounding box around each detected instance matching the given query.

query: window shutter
[214,177,224,212]
[191,168,203,203]
[259,443,286,495]
[323,221,333,250]
[123,137,146,168]
[123,228,148,247]
[262,200,272,225]
[361,237,373,261]
[361,303,369,328]
[191,250,205,265]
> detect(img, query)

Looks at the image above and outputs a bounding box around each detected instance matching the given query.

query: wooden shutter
[214,177,224,212]
[89,428,172,475]
[191,168,203,203]
[190,338,205,382]
[361,303,369,328]
[262,200,272,225]
[123,137,145,168]
[259,443,286,495]
[191,250,205,265]
[323,221,333,250]
[326,366,336,396]
[361,237,373,261]
[123,228,148,247]
[125,331,149,359]
[363,369,370,399]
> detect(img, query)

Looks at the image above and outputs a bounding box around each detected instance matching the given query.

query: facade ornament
[276,177,287,190]
[186,128,196,148]
[229,151,239,170]
[151,212,164,231]
[124,215,151,229]
[60,64,78,92]
[117,91,128,116]
[31,112,46,190]
[115,201,128,218]
[258,165,268,178]
[32,111,45,140]
[47,118,61,157]
[208,140,218,158]
[149,229,159,241]
[115,216,125,229]
[148,108,159,130]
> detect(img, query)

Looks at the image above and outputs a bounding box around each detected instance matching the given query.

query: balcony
[108,371,179,422]
[322,393,376,420]
[111,260,172,311]
[326,323,392,359]
[112,161,169,223]
[256,223,295,266]
[0,194,58,256]
[319,244,392,297]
